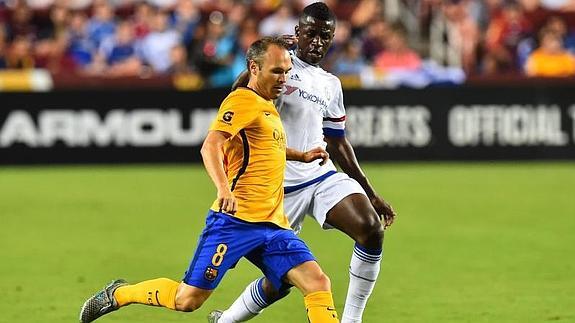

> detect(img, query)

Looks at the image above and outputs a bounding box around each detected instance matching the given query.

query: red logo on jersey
[283,85,298,95]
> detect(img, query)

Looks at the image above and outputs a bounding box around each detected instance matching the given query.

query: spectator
[483,1,532,73]
[138,10,180,73]
[259,3,297,36]
[229,16,259,81]
[190,11,237,86]
[236,16,259,54]
[35,6,76,73]
[170,0,200,46]
[227,1,250,30]
[68,11,96,68]
[361,17,389,62]
[0,23,7,68]
[167,43,191,74]
[8,3,35,39]
[5,34,34,68]
[441,0,480,74]
[95,19,142,76]
[517,15,575,68]
[374,26,422,71]
[132,1,153,39]
[525,28,575,77]
[86,0,116,48]
[332,39,368,75]
[36,5,69,41]
[349,0,382,31]
[546,15,575,53]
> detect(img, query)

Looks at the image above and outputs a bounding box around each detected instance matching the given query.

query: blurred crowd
[0,0,574,89]
[423,0,575,77]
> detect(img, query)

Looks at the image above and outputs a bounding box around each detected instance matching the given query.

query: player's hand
[217,189,237,214]
[370,195,396,229]
[281,34,298,48]
[303,147,329,165]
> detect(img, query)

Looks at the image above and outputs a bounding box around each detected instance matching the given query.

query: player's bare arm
[201,130,238,214]
[286,147,329,165]
[324,135,396,227]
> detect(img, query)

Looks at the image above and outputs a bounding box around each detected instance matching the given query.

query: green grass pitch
[1,163,574,323]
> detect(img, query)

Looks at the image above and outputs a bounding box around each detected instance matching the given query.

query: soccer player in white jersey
[209,3,396,323]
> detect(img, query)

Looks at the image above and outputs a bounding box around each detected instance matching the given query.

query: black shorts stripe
[230,129,250,192]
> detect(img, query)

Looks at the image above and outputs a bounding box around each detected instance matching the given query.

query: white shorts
[284,172,366,233]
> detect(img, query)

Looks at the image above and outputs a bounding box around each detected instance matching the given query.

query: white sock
[341,243,382,323]
[218,278,269,323]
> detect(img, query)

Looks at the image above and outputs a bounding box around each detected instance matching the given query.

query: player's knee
[356,216,384,249]
[175,295,205,312]
[315,272,332,292]
[306,271,331,293]
[262,279,285,302]
[174,288,209,312]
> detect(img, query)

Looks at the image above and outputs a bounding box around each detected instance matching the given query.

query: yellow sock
[114,278,179,309]
[304,291,339,323]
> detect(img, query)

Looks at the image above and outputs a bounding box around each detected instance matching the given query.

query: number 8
[211,244,228,266]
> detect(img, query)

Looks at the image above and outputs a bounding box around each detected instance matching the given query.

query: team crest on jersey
[222,111,234,122]
[204,267,218,281]
[324,87,332,102]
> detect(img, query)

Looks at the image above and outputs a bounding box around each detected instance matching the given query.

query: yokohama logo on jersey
[283,85,328,110]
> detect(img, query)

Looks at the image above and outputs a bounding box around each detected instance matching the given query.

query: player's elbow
[200,142,210,159]
[200,140,218,161]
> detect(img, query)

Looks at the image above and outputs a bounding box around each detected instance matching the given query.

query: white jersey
[277,52,347,188]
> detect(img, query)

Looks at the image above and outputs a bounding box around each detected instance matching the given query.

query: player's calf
[287,261,339,323]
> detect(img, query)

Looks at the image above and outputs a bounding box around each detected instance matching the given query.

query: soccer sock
[341,243,382,323]
[304,291,339,323]
[113,278,179,309]
[219,277,270,323]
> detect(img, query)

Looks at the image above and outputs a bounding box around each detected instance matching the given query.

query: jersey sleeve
[210,93,258,137]
[322,80,346,137]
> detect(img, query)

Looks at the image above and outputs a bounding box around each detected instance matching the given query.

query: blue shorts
[182,210,315,290]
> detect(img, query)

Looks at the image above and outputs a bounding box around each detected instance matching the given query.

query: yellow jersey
[209,88,290,229]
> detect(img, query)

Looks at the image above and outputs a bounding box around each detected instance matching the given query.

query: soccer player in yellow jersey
[79,37,340,323]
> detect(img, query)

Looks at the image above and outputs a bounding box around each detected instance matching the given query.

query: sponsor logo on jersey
[283,85,329,110]
[290,73,301,81]
[273,128,286,149]
[296,88,328,110]
[222,111,234,122]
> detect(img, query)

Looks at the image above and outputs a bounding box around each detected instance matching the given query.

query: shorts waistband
[284,170,337,194]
